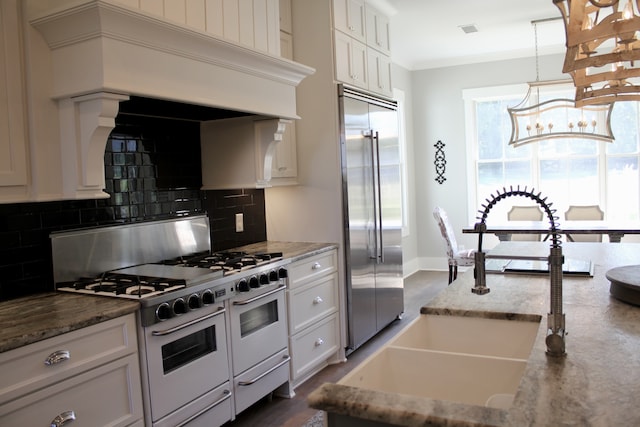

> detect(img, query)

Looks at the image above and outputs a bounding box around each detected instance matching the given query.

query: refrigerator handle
[366,129,379,262]
[373,130,384,264]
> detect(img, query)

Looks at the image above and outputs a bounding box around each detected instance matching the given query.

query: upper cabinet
[0,0,29,201]
[365,4,390,55]
[332,0,393,98]
[333,0,366,43]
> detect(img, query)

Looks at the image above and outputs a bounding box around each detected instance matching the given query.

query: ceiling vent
[459,24,479,34]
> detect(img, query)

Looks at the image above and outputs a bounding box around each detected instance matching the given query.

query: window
[464,84,640,223]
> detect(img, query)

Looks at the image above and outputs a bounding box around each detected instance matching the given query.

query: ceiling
[381,0,567,70]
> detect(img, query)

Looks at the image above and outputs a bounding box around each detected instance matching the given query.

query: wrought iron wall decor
[434,140,446,184]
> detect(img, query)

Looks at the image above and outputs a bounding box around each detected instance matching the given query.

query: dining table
[462,220,640,243]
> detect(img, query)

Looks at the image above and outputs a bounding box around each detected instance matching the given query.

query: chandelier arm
[588,0,618,7]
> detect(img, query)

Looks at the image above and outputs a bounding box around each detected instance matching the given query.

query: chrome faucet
[472,187,566,357]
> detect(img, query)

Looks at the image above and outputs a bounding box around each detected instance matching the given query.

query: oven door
[144,305,230,422]
[229,285,288,375]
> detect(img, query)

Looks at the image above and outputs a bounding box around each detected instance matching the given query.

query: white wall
[411,53,566,270]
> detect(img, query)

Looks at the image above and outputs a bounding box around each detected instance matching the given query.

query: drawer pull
[314,338,324,347]
[51,410,76,427]
[312,262,322,270]
[313,296,324,305]
[44,350,70,366]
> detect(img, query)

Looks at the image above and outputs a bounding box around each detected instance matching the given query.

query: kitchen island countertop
[309,242,640,426]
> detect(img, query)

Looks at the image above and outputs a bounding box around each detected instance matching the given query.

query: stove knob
[156,302,171,321]
[269,270,279,283]
[237,279,249,292]
[278,268,288,279]
[259,273,270,285]
[248,275,260,288]
[188,293,201,310]
[201,289,214,305]
[172,298,187,316]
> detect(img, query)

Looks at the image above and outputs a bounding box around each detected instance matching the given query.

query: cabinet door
[332,0,365,42]
[367,48,393,98]
[0,0,28,190]
[334,30,368,90]
[365,5,391,55]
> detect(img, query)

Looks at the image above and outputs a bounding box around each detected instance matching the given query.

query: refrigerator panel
[342,95,377,349]
[370,103,404,330]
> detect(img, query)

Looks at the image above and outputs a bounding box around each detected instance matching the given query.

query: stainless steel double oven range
[51,216,292,427]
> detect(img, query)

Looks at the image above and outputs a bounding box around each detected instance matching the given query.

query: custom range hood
[28,0,314,198]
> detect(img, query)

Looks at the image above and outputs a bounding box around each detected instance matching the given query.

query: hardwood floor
[225,270,449,427]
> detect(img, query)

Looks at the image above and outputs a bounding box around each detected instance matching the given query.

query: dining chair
[564,205,605,242]
[507,205,544,241]
[433,206,475,284]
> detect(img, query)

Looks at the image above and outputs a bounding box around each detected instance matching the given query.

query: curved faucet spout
[472,186,566,357]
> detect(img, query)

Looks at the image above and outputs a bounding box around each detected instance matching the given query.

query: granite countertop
[232,241,338,262]
[0,241,337,355]
[0,293,140,353]
[309,242,640,426]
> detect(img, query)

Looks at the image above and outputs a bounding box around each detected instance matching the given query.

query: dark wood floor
[225,270,449,427]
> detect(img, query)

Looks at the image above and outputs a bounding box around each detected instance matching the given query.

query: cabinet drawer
[0,353,143,426]
[288,272,338,334]
[0,314,137,403]
[290,313,339,380]
[288,250,337,287]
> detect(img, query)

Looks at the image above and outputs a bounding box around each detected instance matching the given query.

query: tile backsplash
[0,114,266,300]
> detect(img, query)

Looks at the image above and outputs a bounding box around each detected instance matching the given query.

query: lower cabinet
[287,249,341,388]
[0,314,143,426]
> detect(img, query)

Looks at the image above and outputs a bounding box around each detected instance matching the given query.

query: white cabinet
[332,0,393,97]
[367,47,393,98]
[0,0,29,201]
[332,0,366,42]
[286,249,341,388]
[0,314,143,426]
[365,4,390,55]
[334,30,369,91]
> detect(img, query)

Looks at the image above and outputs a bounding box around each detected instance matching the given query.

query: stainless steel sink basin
[338,314,541,409]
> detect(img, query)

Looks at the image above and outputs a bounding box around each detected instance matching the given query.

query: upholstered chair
[433,206,475,284]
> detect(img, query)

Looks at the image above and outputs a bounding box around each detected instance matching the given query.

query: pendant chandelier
[554,0,640,106]
[508,19,615,147]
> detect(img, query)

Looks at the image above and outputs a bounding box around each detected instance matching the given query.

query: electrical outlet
[235,213,244,232]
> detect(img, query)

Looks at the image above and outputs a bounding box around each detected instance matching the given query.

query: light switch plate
[235,213,244,232]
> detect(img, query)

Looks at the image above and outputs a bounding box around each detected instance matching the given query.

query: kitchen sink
[389,314,540,359]
[338,314,541,409]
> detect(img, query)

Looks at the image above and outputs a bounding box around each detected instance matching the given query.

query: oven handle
[232,285,285,306]
[237,355,291,386]
[151,306,225,336]
[175,389,232,427]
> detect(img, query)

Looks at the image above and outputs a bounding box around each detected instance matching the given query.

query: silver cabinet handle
[238,355,290,386]
[312,262,322,270]
[44,350,70,366]
[176,390,231,427]
[51,410,76,427]
[315,338,324,347]
[313,296,323,305]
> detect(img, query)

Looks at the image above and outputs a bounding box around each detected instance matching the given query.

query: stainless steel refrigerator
[339,85,404,355]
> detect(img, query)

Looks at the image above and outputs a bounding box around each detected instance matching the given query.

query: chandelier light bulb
[623,1,633,20]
